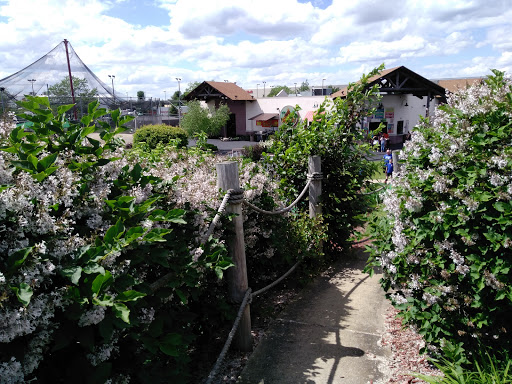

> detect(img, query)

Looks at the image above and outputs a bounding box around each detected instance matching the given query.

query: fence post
[308,156,322,219]
[216,161,252,352]
[392,150,400,175]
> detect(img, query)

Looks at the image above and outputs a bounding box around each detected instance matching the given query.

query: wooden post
[392,151,400,175]
[308,156,322,219]
[216,161,252,352]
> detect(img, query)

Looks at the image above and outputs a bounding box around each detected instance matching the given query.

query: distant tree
[267,85,293,97]
[48,76,98,116]
[180,100,230,137]
[137,91,145,101]
[328,85,340,93]
[183,81,201,97]
[169,90,181,114]
[299,80,310,92]
[48,76,97,100]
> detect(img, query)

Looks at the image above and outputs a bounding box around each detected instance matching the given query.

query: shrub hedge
[133,124,188,149]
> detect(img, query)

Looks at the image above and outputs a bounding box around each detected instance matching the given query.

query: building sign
[385,107,394,119]
[375,108,384,119]
[280,105,299,126]
[387,123,394,133]
[256,119,278,128]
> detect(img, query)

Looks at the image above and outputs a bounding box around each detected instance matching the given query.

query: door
[226,114,236,137]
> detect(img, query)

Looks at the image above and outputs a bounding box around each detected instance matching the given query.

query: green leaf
[37,152,58,172]
[494,201,509,212]
[91,271,113,295]
[124,226,144,244]
[92,294,114,306]
[11,283,33,306]
[61,266,83,285]
[7,247,33,271]
[175,289,188,305]
[113,302,130,323]
[143,228,172,242]
[103,219,125,246]
[83,263,105,275]
[159,333,182,356]
[115,290,146,302]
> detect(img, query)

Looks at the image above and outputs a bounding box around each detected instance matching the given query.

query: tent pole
[64,39,77,120]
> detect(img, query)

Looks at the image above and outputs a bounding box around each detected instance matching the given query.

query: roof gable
[184,81,254,101]
[331,66,446,101]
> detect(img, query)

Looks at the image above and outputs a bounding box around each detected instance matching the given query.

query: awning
[248,113,279,121]
[304,110,325,123]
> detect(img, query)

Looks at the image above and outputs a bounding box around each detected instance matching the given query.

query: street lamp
[176,77,182,125]
[28,79,36,95]
[256,83,260,98]
[108,75,115,103]
[322,78,326,96]
[263,81,266,97]
[294,82,297,96]
[164,90,166,101]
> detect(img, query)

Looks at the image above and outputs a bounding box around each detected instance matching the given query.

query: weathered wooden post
[216,161,252,351]
[392,150,400,175]
[308,156,322,219]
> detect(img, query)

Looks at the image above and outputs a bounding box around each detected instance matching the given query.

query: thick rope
[252,259,302,297]
[358,184,385,195]
[205,288,252,384]
[200,190,233,245]
[243,175,318,215]
[151,190,233,293]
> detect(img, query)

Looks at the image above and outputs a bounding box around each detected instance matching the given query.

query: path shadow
[238,248,390,383]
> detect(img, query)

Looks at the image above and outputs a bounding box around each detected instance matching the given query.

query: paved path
[238,248,392,384]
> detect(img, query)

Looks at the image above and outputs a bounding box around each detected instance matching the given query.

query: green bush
[133,124,188,149]
[366,70,512,363]
[265,66,382,257]
[242,144,265,161]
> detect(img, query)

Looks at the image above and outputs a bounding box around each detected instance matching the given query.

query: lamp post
[263,81,266,97]
[108,75,115,103]
[28,79,36,95]
[322,78,326,96]
[294,82,297,96]
[176,77,182,125]
[256,83,260,98]
[163,90,166,104]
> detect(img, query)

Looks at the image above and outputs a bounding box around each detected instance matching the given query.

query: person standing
[383,149,392,175]
[385,158,393,183]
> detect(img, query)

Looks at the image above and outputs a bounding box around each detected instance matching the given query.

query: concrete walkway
[238,248,392,384]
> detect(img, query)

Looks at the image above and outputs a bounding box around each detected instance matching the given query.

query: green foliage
[366,70,512,363]
[266,65,384,257]
[48,76,98,100]
[180,100,230,138]
[133,124,188,149]
[299,80,310,92]
[267,85,293,97]
[183,81,201,97]
[137,90,145,100]
[0,97,233,382]
[414,350,511,384]
[242,144,265,161]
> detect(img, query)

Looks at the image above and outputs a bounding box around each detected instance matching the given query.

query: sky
[1,0,512,99]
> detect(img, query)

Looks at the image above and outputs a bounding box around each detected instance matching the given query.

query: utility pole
[108,75,116,103]
[28,79,36,95]
[176,77,182,125]
[263,81,266,97]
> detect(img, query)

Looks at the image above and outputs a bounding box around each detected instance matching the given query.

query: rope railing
[205,288,253,384]
[243,172,322,215]
[200,189,233,244]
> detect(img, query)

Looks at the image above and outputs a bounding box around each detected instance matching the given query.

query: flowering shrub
[366,70,512,362]
[0,97,233,383]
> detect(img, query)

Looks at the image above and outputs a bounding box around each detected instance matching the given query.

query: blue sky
[1,0,511,98]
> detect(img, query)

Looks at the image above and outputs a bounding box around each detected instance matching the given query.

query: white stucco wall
[245,95,331,132]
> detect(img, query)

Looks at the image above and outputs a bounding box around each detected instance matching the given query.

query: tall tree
[180,101,230,137]
[299,80,310,92]
[48,76,98,116]
[267,85,293,97]
[183,81,201,97]
[137,91,145,101]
